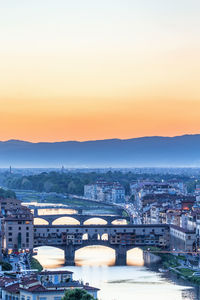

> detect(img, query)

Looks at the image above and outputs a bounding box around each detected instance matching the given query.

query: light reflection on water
[38,208,78,215]
[34,246,198,300]
[34,213,127,226]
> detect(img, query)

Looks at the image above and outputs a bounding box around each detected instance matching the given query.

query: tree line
[1,170,193,196]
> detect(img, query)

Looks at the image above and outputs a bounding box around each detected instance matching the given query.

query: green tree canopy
[0,188,16,199]
[62,288,96,300]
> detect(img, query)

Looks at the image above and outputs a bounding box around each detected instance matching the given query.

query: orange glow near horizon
[1,1,200,142]
[1,97,200,142]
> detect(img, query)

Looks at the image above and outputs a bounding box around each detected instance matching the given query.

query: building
[1,270,99,300]
[170,225,196,252]
[3,206,34,253]
[84,180,125,203]
[0,198,22,216]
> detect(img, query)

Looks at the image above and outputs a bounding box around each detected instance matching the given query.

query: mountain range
[0,134,200,167]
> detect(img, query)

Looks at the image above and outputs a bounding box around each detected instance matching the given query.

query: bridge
[34,213,130,226]
[33,224,170,265]
[27,205,82,215]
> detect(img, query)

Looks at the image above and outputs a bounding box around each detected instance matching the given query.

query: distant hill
[0,135,200,167]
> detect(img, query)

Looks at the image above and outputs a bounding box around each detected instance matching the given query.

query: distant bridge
[33,224,170,265]
[34,213,131,226]
[27,205,82,215]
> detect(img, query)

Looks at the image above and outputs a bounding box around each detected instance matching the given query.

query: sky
[1,0,200,142]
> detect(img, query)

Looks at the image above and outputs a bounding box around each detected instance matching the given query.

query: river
[34,246,200,300]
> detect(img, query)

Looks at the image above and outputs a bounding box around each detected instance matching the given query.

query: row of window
[20,297,61,300]
[35,228,165,234]
[9,232,29,237]
[8,238,29,243]
[8,227,30,231]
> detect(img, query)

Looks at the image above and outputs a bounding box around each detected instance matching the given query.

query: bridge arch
[82,233,89,240]
[83,217,108,225]
[111,219,128,225]
[34,218,49,225]
[33,246,65,268]
[101,233,108,241]
[75,245,116,266]
[52,217,80,225]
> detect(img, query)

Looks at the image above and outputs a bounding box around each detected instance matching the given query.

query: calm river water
[34,246,200,300]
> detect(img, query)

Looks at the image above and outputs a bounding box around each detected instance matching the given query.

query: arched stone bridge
[34,214,131,225]
[33,224,170,265]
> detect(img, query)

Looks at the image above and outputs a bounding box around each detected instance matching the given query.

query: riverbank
[30,256,43,272]
[145,247,200,285]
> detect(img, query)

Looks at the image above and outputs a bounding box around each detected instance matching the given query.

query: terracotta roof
[0,277,17,287]
[3,283,20,293]
[84,284,100,291]
[20,284,47,292]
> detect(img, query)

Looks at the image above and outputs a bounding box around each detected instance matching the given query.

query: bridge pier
[115,245,127,266]
[33,208,38,217]
[64,244,75,266]
[79,219,84,226]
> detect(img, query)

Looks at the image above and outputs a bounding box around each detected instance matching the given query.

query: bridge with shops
[33,224,170,265]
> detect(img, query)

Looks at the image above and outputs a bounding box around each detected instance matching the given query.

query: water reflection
[112,219,127,225]
[34,218,49,225]
[75,246,115,266]
[34,215,126,226]
[34,246,64,268]
[52,217,80,225]
[34,246,145,269]
[84,218,107,225]
[34,246,200,300]
[38,208,77,215]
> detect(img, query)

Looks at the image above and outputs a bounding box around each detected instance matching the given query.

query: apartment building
[3,206,34,253]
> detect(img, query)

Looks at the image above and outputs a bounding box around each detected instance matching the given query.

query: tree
[62,288,96,300]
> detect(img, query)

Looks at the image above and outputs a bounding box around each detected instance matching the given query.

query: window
[26,238,29,243]
[18,221,22,224]
[26,232,29,237]
[21,296,25,300]
[19,227,21,230]
[9,232,12,236]
[54,297,62,300]
[26,227,29,230]
[8,227,12,230]
[8,238,12,242]
[39,298,47,300]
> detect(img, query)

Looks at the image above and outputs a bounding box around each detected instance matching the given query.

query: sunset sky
[1,0,200,142]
